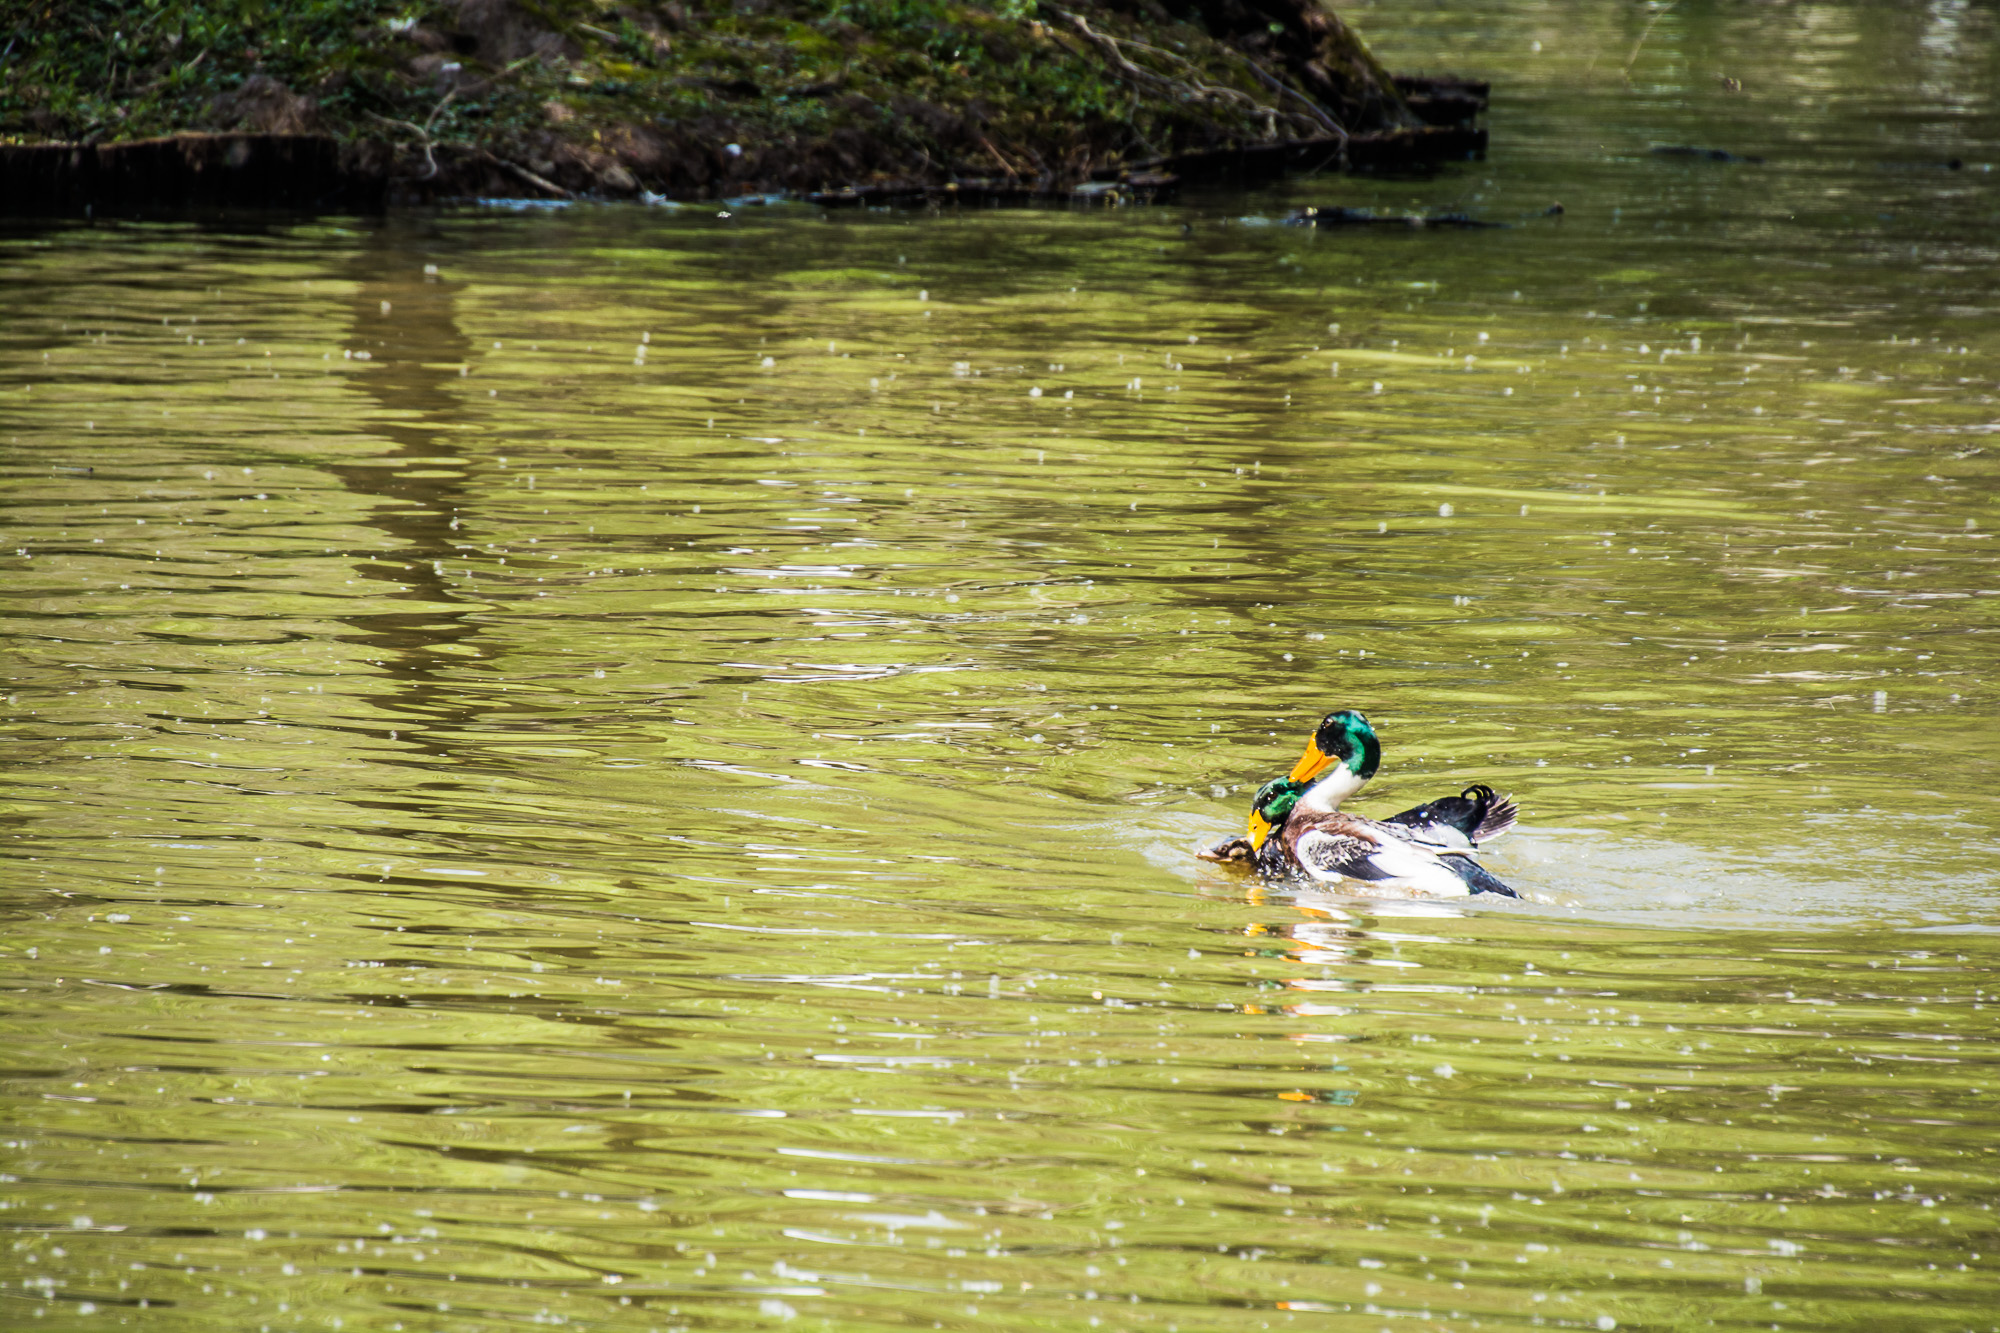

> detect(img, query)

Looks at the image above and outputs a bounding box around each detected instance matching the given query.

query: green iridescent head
[1254,776,1305,824]
[1295,709,1381,784]
[1247,776,1307,848]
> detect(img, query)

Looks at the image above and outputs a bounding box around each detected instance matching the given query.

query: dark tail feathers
[1385,784,1517,845]
[1466,786,1517,843]
[1445,857,1519,898]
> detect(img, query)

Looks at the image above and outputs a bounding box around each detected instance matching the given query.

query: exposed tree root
[1049,8,1320,141]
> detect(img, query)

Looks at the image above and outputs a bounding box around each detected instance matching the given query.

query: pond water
[4,1,1999,1329]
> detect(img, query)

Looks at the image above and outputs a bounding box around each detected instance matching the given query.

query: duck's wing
[1294,819,1484,894]
[1287,813,1521,897]
[1292,825,1383,881]
[1382,784,1517,846]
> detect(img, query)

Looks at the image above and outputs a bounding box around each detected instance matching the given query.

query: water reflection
[4,0,2000,1327]
[332,218,483,737]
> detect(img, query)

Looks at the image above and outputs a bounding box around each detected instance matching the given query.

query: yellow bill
[1285,738,1334,784]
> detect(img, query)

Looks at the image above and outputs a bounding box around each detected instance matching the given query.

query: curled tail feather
[1468,786,1517,843]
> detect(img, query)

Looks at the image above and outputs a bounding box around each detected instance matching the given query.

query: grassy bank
[2,0,1467,201]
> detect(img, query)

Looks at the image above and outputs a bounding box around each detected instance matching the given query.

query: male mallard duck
[1255,709,1519,897]
[1252,708,1514,842]
[1198,709,1382,866]
[1253,774,1518,897]
[1200,709,1519,897]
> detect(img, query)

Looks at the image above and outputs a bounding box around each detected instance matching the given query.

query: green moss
[1,0,454,140]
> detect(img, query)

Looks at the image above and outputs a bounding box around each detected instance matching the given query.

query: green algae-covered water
[4,2,2000,1329]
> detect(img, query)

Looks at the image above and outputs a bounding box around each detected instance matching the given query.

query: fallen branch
[366,80,481,183]
[1048,7,1313,138]
[1097,29,1263,108]
[362,57,554,183]
[1049,9,1169,92]
[482,151,575,199]
[365,110,440,178]
[1229,47,1345,140]
[975,131,1021,178]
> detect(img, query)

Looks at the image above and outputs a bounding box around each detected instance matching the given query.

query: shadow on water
[325,221,487,768]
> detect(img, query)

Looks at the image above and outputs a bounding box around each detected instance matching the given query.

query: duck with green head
[1261,708,1381,828]
[1199,710,1381,868]
[1202,709,1520,898]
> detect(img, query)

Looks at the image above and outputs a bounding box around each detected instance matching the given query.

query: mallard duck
[1250,708,1513,841]
[1256,709,1519,897]
[1198,709,1382,867]
[1253,774,1518,897]
[1200,709,1519,897]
